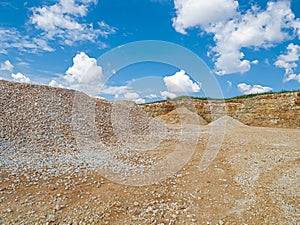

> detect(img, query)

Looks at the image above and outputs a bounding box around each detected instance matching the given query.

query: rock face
[224,93,300,128]
[141,92,300,128]
[157,107,208,125]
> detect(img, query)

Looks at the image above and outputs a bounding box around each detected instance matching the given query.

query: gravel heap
[208,115,247,127]
[157,107,208,125]
[110,100,167,149]
[0,80,167,178]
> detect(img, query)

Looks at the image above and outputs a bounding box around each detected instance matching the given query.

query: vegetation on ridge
[141,90,300,104]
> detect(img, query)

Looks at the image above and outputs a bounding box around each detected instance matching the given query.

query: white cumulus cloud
[49,79,64,88]
[64,52,103,84]
[30,0,115,46]
[0,60,14,72]
[11,72,30,83]
[124,92,146,104]
[1,0,113,54]
[173,0,300,75]
[274,43,300,83]
[124,91,146,104]
[160,91,177,99]
[237,83,272,95]
[163,70,201,93]
[173,0,238,34]
[124,92,140,100]
[134,98,146,104]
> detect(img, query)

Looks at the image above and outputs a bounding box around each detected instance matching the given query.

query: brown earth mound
[157,107,208,125]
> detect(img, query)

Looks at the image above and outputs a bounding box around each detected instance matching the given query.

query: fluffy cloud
[283,73,300,82]
[0,27,54,54]
[146,94,158,99]
[163,70,201,93]
[11,72,30,83]
[49,79,58,87]
[124,92,140,100]
[173,0,300,75]
[30,0,115,45]
[0,60,14,72]
[134,98,146,104]
[64,52,103,84]
[123,92,146,104]
[101,86,146,104]
[124,92,141,102]
[49,79,64,88]
[237,83,272,95]
[160,91,177,99]
[173,0,238,34]
[212,1,299,75]
[274,43,300,83]
[1,1,114,54]
[46,52,107,95]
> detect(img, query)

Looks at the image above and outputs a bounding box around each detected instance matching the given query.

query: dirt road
[1,124,299,224]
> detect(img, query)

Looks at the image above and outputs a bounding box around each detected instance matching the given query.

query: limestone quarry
[0,80,299,224]
[141,92,300,128]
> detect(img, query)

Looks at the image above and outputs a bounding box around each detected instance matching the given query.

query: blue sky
[0,0,300,102]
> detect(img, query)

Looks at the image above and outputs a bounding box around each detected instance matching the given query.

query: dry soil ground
[1,122,299,225]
